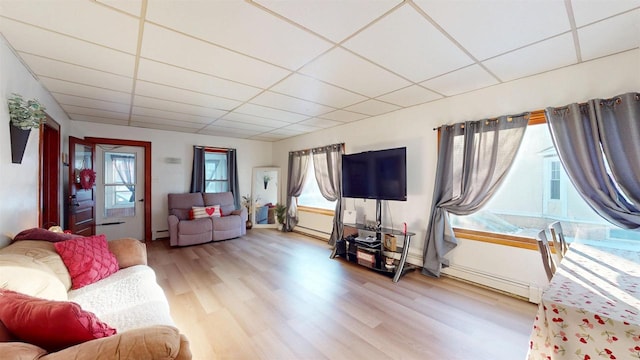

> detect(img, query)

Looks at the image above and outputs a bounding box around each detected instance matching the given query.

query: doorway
[95,145,145,240]
[86,137,152,242]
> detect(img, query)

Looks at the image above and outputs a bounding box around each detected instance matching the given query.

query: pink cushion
[191,205,221,219]
[0,290,116,352]
[54,234,119,289]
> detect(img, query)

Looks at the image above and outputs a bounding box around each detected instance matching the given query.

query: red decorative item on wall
[79,168,96,190]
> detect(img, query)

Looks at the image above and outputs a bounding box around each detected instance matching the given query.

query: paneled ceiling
[1,0,639,141]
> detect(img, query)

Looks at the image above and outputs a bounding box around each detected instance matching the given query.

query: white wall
[0,36,73,247]
[272,49,640,300]
[70,121,273,239]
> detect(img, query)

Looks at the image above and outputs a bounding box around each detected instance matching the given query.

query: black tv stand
[331,222,416,282]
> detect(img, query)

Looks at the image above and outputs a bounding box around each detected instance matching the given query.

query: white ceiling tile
[571,0,640,27]
[268,128,307,136]
[133,96,228,119]
[376,85,442,107]
[344,99,400,116]
[201,125,264,136]
[70,114,129,126]
[97,0,143,17]
[0,0,139,53]
[53,94,131,113]
[20,53,133,92]
[141,23,291,88]
[255,0,401,42]
[286,123,322,132]
[234,103,310,123]
[319,110,369,122]
[136,59,261,101]
[578,9,640,61]
[271,73,367,108]
[134,81,242,111]
[42,78,131,104]
[0,19,136,76]
[130,121,199,134]
[344,4,473,82]
[299,47,411,97]
[299,118,343,129]
[132,107,217,124]
[421,65,499,96]
[222,112,291,128]
[414,0,570,60]
[482,34,577,82]
[212,120,276,132]
[130,115,205,129]
[250,134,287,141]
[62,105,129,120]
[250,92,335,117]
[145,0,332,70]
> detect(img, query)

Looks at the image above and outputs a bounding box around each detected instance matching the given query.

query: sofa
[167,192,247,246]
[0,235,191,359]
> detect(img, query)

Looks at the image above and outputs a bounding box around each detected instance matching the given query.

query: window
[104,152,135,218]
[204,150,228,193]
[297,156,336,211]
[450,115,640,244]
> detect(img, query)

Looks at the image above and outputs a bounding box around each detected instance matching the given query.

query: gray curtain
[312,144,344,246]
[227,149,240,209]
[422,114,529,277]
[285,150,310,231]
[190,146,205,193]
[546,92,640,229]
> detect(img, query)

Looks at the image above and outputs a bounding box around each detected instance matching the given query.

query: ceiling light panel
[134,81,242,111]
[141,23,291,88]
[0,19,135,76]
[145,0,332,70]
[344,4,473,82]
[255,0,402,43]
[299,47,411,97]
[414,0,570,60]
[0,0,139,53]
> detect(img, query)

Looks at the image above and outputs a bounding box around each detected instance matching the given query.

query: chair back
[549,221,568,259]
[536,230,557,282]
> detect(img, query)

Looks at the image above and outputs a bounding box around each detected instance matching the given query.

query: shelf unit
[331,223,416,282]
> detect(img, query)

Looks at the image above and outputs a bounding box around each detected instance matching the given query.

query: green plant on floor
[7,93,46,129]
[274,203,286,229]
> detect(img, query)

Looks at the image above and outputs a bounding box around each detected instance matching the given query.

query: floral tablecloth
[527,242,640,360]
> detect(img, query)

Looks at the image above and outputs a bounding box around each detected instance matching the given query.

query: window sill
[297,206,334,216]
[453,228,539,251]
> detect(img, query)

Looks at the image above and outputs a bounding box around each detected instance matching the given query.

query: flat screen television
[342,147,407,201]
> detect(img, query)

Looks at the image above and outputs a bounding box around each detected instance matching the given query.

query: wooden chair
[549,221,568,260]
[536,230,557,282]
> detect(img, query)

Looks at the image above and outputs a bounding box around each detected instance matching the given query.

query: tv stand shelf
[331,223,416,282]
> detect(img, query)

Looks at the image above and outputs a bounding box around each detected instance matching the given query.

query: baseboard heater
[443,264,540,302]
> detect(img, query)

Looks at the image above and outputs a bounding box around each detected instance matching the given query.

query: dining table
[527,241,640,360]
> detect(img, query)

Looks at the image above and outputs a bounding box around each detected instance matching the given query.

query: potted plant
[241,195,253,229]
[274,203,286,231]
[7,93,46,164]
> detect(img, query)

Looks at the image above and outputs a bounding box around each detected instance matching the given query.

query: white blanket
[68,265,175,332]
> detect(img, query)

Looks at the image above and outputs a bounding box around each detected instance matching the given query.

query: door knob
[138,199,144,202]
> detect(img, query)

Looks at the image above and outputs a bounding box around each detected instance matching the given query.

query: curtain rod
[289,142,344,154]
[195,145,235,151]
[432,111,531,131]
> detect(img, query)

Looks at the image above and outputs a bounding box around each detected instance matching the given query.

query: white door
[95,145,144,240]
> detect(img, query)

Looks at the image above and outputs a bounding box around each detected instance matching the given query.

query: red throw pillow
[13,227,80,243]
[54,234,119,289]
[0,290,116,352]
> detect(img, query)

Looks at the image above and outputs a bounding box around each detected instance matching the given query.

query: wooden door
[40,116,60,228]
[67,137,95,236]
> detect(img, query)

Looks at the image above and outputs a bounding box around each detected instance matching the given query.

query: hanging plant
[7,93,46,130]
[79,168,96,190]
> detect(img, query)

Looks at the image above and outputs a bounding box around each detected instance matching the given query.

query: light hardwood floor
[147,229,537,360]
